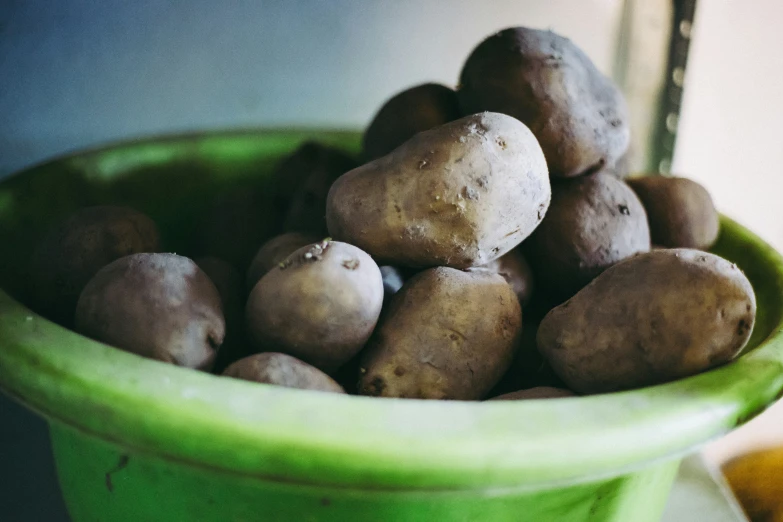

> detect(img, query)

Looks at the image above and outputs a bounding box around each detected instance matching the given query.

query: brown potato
[29,206,160,326]
[489,386,575,400]
[362,83,461,161]
[246,232,319,291]
[327,112,550,269]
[246,240,383,373]
[524,172,650,300]
[627,176,720,250]
[282,143,358,237]
[470,249,533,306]
[537,249,756,394]
[722,446,783,522]
[358,267,522,400]
[195,257,250,372]
[458,27,630,178]
[75,253,225,371]
[223,353,345,394]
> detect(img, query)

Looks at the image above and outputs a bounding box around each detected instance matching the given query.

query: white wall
[675,0,783,251]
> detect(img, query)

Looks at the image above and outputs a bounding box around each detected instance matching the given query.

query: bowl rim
[2,130,783,492]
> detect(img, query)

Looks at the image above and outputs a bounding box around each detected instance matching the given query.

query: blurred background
[2,0,783,520]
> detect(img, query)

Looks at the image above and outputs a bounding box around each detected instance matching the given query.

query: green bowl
[1,130,783,522]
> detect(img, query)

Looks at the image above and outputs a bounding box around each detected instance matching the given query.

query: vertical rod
[653,0,698,174]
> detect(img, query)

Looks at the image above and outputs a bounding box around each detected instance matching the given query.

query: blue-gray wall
[1,0,621,177]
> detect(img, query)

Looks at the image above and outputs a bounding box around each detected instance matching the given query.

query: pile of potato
[28,27,756,400]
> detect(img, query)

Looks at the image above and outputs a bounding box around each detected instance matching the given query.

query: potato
[458,27,630,178]
[489,386,574,400]
[358,267,522,400]
[246,240,383,373]
[29,206,160,326]
[75,253,225,371]
[537,249,756,394]
[723,446,783,522]
[627,176,720,250]
[525,172,650,300]
[327,112,550,269]
[469,249,533,306]
[282,143,358,237]
[362,83,461,161]
[246,232,318,290]
[223,353,345,394]
[199,188,280,272]
[195,257,250,372]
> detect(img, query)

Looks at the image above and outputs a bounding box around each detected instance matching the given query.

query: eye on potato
[458,27,630,178]
[75,253,225,371]
[525,172,650,300]
[358,267,522,400]
[327,112,550,269]
[362,83,461,161]
[223,352,346,394]
[29,206,160,326]
[627,176,720,250]
[537,249,756,394]
[281,143,358,237]
[246,240,384,373]
[489,386,574,400]
[246,232,319,291]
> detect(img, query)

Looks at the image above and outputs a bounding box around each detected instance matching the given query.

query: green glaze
[1,130,783,520]
[51,422,679,522]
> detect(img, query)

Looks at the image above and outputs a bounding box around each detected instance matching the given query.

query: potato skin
[489,386,574,400]
[282,143,358,237]
[246,232,318,291]
[627,176,720,250]
[358,267,522,400]
[223,353,345,394]
[470,249,533,306]
[362,83,461,161]
[327,112,550,269]
[537,249,756,394]
[458,27,630,178]
[525,172,650,300]
[29,206,160,326]
[75,253,225,371]
[246,240,384,373]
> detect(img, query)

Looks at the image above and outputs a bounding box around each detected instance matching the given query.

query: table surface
[662,455,747,522]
